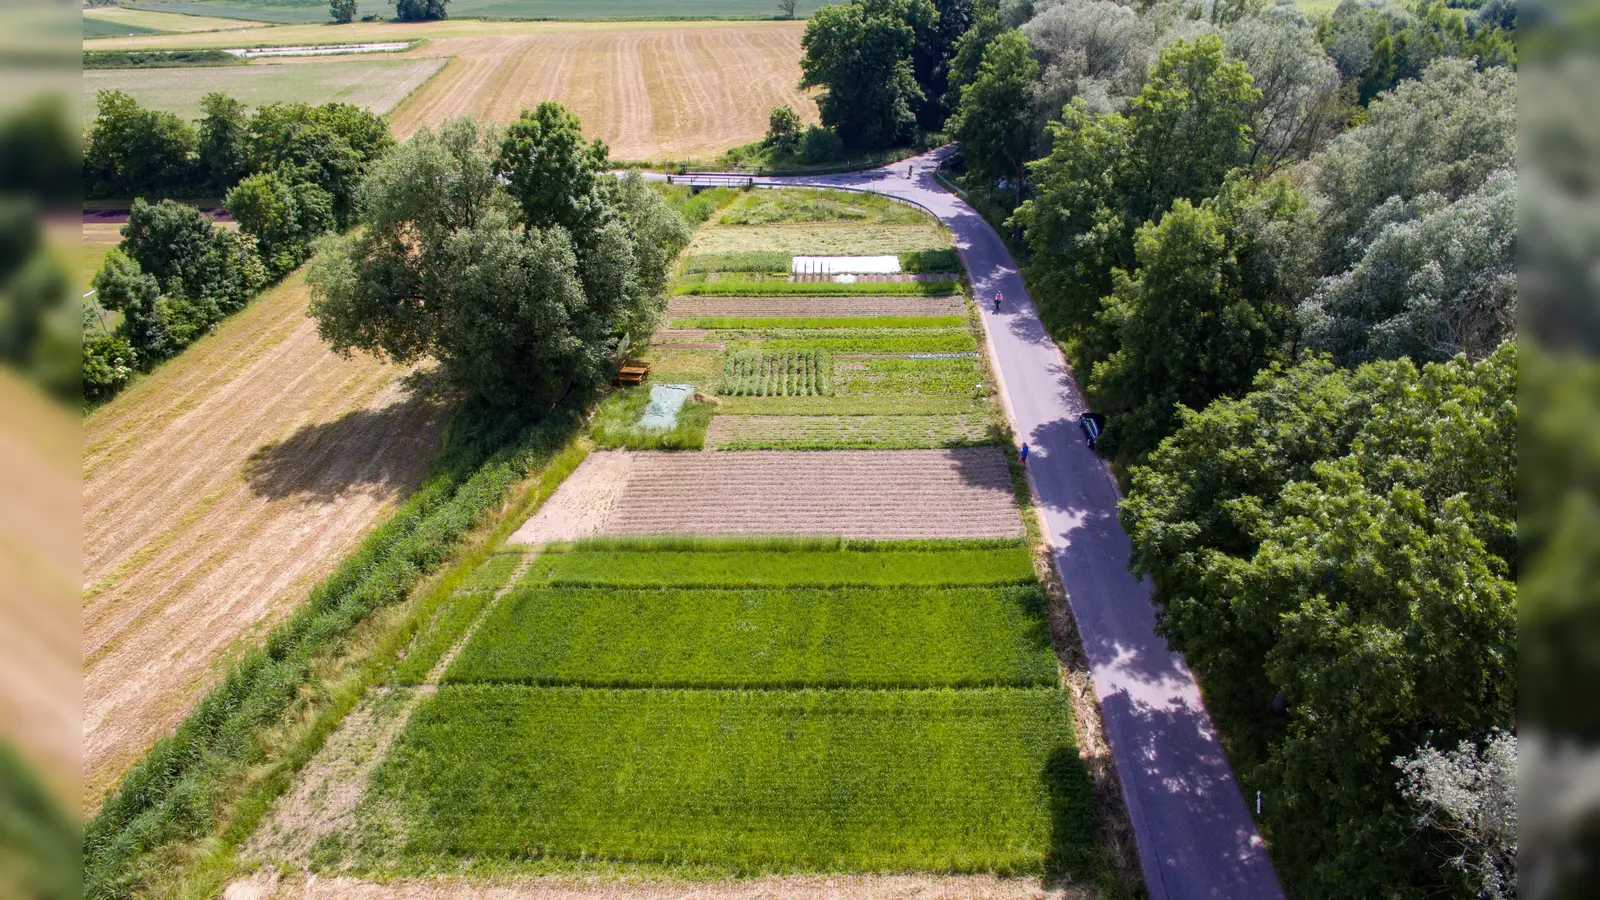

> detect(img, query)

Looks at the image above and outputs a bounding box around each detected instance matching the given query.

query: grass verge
[589,386,713,450]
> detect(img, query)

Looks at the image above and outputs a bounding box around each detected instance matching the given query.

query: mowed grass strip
[445,585,1057,688]
[371,685,1094,874]
[675,316,965,330]
[521,545,1036,587]
[755,328,978,354]
[707,414,995,450]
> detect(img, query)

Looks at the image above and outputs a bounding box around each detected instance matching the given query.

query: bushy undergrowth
[589,385,713,450]
[521,545,1036,587]
[674,279,959,297]
[677,315,965,330]
[446,585,1057,688]
[83,49,243,69]
[370,685,1092,874]
[720,349,830,397]
[654,184,743,226]
[682,251,791,274]
[83,409,585,900]
[899,248,962,273]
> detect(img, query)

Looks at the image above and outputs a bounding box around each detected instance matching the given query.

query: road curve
[741,149,1286,900]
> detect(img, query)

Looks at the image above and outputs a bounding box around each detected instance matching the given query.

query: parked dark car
[1078,412,1105,450]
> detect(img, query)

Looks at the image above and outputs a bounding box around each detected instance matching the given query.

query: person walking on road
[1019,442,1029,465]
[993,291,1002,313]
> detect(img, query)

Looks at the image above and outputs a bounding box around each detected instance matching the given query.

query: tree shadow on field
[1042,745,1104,890]
[243,392,450,501]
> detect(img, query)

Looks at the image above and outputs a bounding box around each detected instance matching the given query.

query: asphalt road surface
[751,149,1287,900]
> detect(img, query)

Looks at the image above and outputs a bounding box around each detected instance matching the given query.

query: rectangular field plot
[81,57,446,124]
[756,328,978,355]
[835,356,985,396]
[707,414,994,450]
[370,685,1093,873]
[445,585,1057,688]
[522,545,1035,587]
[666,296,967,318]
[715,394,988,416]
[721,349,829,397]
[687,224,954,256]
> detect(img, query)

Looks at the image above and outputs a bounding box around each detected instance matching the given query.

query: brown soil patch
[387,23,815,160]
[666,296,966,318]
[510,448,1022,542]
[510,451,637,545]
[226,872,1092,900]
[82,272,449,809]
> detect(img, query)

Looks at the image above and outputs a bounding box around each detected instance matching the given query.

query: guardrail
[665,173,755,190]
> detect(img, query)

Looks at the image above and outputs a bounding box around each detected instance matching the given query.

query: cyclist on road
[993,291,1003,313]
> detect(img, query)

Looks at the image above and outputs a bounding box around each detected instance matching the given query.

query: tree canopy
[800,0,937,151]
[307,110,690,413]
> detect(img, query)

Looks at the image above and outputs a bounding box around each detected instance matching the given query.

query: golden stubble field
[81,272,449,808]
[85,19,818,161]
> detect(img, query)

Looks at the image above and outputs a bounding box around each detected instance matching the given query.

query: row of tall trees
[307,103,691,413]
[909,1,1519,897]
[82,93,393,403]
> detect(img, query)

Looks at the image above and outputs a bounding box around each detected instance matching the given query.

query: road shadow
[243,393,449,501]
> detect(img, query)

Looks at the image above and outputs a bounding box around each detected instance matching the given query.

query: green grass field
[120,0,830,25]
[446,585,1057,688]
[521,545,1035,587]
[81,56,446,124]
[755,328,978,354]
[708,413,994,450]
[716,188,931,226]
[679,315,965,330]
[84,16,166,38]
[369,685,1092,874]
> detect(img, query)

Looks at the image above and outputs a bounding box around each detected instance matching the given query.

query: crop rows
[522,545,1035,587]
[707,415,994,451]
[721,349,830,397]
[369,685,1089,874]
[759,328,979,355]
[666,296,967,318]
[715,394,988,416]
[445,585,1057,688]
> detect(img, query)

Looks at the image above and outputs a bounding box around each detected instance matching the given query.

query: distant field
[84,7,268,35]
[85,19,815,161]
[81,56,446,124]
[121,0,830,25]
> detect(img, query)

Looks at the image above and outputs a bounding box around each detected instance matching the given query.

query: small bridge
[665,172,756,191]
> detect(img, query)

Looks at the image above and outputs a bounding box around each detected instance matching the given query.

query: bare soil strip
[666,296,966,318]
[509,449,1022,543]
[224,872,1092,900]
[82,272,448,807]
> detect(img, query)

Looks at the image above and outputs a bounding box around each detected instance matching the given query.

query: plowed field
[510,449,1022,543]
[82,271,448,806]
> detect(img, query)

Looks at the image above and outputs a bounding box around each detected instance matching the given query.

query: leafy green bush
[83,410,583,900]
[83,49,243,69]
[446,585,1057,688]
[370,685,1092,874]
[521,545,1037,587]
[899,248,962,273]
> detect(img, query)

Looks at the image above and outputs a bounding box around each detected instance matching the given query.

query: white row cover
[791,255,902,275]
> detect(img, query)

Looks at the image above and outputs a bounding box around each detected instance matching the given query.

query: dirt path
[509,449,1022,543]
[82,273,449,808]
[225,872,1094,900]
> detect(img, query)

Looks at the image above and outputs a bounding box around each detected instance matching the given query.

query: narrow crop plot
[522,545,1036,587]
[446,585,1057,688]
[707,414,994,451]
[667,296,967,318]
[369,685,1091,873]
[687,224,955,256]
[721,349,830,397]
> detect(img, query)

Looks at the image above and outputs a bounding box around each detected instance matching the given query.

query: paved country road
[731,149,1286,900]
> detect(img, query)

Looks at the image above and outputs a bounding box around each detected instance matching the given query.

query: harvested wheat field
[666,296,967,318]
[389,23,814,159]
[511,448,1022,543]
[82,270,449,807]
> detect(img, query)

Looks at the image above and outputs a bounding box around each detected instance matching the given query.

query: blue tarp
[638,383,694,430]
